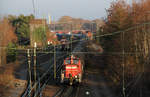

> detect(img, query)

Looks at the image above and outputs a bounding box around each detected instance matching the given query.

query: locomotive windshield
[73,60,78,64]
[65,60,71,64]
[65,59,79,64]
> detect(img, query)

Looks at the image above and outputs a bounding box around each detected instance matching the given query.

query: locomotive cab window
[65,60,71,64]
[73,60,78,64]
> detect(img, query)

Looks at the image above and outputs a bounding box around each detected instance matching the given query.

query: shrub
[6,42,17,63]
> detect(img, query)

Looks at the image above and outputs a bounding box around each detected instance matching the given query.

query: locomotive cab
[61,55,83,85]
[60,38,70,51]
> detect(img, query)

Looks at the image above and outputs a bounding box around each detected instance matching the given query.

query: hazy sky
[0,0,117,20]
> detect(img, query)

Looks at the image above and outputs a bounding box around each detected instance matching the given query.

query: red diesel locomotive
[60,55,83,85]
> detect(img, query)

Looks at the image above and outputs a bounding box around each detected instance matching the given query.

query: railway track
[21,49,66,97]
[51,40,87,97]
[21,52,67,97]
[52,85,80,97]
[21,39,85,97]
[52,86,67,97]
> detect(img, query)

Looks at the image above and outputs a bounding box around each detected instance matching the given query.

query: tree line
[98,0,150,96]
[0,14,48,64]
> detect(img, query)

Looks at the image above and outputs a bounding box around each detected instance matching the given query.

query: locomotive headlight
[75,75,78,78]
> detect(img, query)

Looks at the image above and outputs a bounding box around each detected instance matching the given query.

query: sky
[0,0,128,21]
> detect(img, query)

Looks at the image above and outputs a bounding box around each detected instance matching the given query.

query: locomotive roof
[65,55,79,60]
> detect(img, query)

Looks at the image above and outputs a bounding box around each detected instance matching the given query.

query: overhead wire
[1,21,150,51]
[0,21,147,52]
[15,21,150,97]
[1,13,149,97]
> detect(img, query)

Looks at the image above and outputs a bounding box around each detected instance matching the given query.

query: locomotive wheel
[69,74,73,85]
[60,70,64,83]
[70,77,73,85]
[79,74,82,83]
[70,82,73,85]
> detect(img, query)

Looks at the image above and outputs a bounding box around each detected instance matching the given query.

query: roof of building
[30,19,47,24]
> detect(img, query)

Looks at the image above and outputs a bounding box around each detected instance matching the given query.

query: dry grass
[0,62,17,96]
[0,63,15,86]
[0,60,28,97]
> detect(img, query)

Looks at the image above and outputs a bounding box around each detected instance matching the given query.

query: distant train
[60,55,84,85]
[60,38,70,51]
[58,33,86,51]
[56,33,86,42]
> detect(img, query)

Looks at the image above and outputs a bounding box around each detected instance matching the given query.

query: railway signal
[86,91,90,95]
[53,42,56,79]
[34,42,37,92]
[27,49,32,94]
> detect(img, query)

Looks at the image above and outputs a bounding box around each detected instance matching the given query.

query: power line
[32,0,36,16]
[0,21,150,52]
